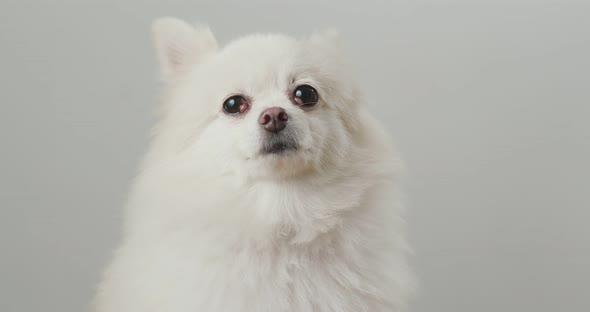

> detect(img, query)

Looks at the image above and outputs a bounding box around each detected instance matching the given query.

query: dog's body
[94,18,413,312]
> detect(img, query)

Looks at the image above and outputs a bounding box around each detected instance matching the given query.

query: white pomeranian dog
[94,17,413,312]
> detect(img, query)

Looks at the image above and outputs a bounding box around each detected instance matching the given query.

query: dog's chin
[246,137,310,178]
[260,142,298,156]
[259,134,299,157]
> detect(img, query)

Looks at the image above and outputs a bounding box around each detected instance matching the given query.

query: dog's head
[152,18,362,180]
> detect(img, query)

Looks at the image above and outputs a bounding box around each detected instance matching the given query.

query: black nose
[258,107,288,133]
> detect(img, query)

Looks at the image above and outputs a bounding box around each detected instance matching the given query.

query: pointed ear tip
[152,17,193,35]
[152,18,216,40]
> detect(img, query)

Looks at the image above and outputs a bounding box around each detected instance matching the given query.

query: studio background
[1,1,588,311]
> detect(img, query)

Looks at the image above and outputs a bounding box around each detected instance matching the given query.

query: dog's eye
[223,95,249,115]
[292,85,319,108]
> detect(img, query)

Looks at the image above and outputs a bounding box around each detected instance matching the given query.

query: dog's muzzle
[260,132,299,155]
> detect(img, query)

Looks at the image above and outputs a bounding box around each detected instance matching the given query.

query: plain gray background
[1,0,589,311]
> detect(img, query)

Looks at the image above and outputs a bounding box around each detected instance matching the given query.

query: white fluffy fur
[94,17,413,312]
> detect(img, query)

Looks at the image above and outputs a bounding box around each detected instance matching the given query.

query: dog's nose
[258,107,288,133]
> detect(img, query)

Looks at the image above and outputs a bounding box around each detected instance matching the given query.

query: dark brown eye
[292,85,319,108]
[223,95,249,115]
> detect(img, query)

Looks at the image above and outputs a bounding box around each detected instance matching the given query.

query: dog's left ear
[152,17,218,82]
[308,28,341,47]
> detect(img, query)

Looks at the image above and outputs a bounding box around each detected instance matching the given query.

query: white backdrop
[1,1,589,311]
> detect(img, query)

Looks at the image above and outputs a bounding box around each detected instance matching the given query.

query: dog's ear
[152,17,218,82]
[308,28,341,47]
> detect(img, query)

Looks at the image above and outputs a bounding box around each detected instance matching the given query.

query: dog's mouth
[260,135,299,155]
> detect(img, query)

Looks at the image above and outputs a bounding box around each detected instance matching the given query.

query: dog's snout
[258,107,288,133]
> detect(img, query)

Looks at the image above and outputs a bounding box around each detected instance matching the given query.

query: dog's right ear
[152,17,218,82]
